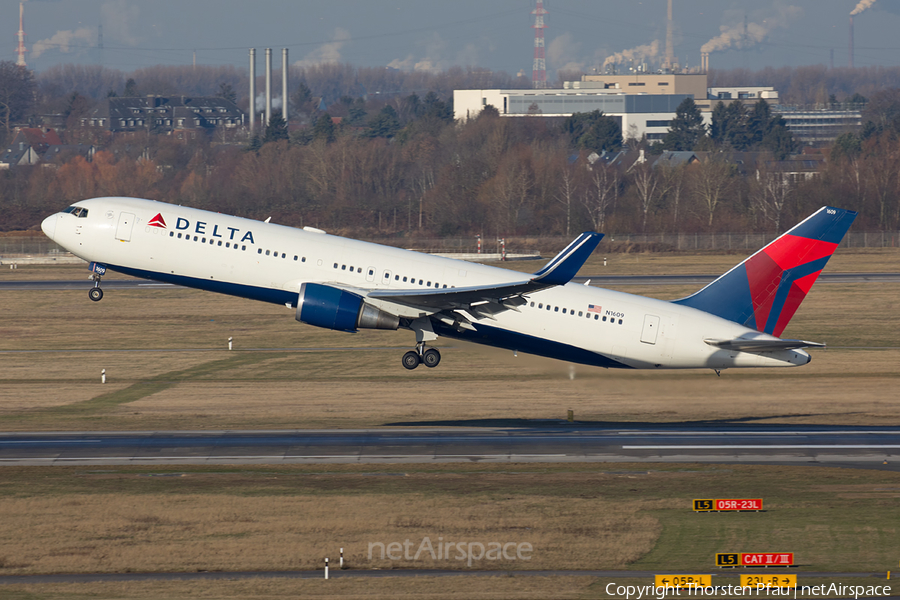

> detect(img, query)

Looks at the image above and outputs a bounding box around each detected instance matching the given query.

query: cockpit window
[63,206,89,218]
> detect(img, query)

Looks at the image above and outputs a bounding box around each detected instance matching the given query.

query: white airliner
[41,197,856,372]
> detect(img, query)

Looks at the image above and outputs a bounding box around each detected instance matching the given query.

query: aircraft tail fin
[673,207,857,336]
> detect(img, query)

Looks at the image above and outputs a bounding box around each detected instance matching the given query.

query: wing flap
[704,338,825,352]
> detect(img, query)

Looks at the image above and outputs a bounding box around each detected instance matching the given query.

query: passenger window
[594,315,598,320]
[530,302,535,307]
[177,233,182,239]
[218,241,222,246]
[334,263,338,268]
[342,265,346,270]
[265,250,270,256]
[554,307,559,312]
[618,319,623,324]
[418,279,423,285]
[369,269,374,276]
[403,277,407,282]
[562,308,567,314]
[241,245,246,250]
[603,316,607,321]
[538,303,543,309]
[394,275,399,280]
[169,231,174,237]
[281,253,286,258]
[443,285,447,288]
[427,281,431,286]
[193,236,198,241]
[302,257,306,262]
[546,305,550,310]
[226,242,230,248]
[578,311,583,317]
[258,249,263,254]
[293,256,298,261]
[202,238,206,243]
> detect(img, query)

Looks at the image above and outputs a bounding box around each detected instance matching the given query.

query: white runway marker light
[324,557,329,580]
[228,336,233,351]
[101,369,106,384]
[340,548,344,568]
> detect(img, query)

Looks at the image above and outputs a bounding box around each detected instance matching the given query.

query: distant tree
[366,105,401,138]
[663,98,705,151]
[832,132,862,161]
[761,114,796,160]
[422,91,452,122]
[862,88,900,134]
[347,98,367,126]
[562,110,622,153]
[846,92,868,106]
[123,78,140,97]
[479,104,500,119]
[312,113,335,142]
[216,82,237,104]
[0,61,37,132]
[263,109,288,143]
[107,89,118,97]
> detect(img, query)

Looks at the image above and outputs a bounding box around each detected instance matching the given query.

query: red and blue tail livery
[674,207,857,336]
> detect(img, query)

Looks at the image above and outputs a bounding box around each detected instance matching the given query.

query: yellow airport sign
[741,574,797,588]
[655,575,713,588]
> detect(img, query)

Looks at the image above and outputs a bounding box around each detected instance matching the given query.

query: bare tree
[0,61,36,132]
[581,161,618,232]
[750,160,791,232]
[689,156,733,229]
[630,161,661,233]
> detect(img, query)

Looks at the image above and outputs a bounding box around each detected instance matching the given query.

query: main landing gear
[89,273,104,302]
[402,343,441,370]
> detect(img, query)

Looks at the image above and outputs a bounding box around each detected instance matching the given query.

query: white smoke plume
[31,27,96,59]
[255,93,282,112]
[294,27,350,68]
[701,6,801,54]
[602,40,660,69]
[851,0,877,15]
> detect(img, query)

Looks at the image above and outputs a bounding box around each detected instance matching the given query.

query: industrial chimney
[249,49,256,136]
[849,16,854,68]
[15,2,27,67]
[664,0,674,71]
[265,48,272,127]
[282,48,289,125]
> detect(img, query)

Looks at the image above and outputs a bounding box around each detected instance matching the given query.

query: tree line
[2,61,900,237]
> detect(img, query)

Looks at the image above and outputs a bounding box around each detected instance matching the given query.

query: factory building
[454,88,700,143]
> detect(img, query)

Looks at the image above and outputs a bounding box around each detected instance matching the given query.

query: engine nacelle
[296,283,399,332]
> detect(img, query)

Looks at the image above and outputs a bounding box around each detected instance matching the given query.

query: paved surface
[1,273,899,291]
[0,427,897,468]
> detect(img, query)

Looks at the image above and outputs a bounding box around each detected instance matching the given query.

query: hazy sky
[7,0,900,76]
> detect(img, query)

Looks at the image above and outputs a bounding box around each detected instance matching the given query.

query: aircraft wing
[366,232,603,313]
[704,338,825,352]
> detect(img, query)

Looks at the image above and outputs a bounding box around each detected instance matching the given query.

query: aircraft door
[640,314,660,345]
[381,270,392,286]
[115,212,135,242]
[366,266,376,282]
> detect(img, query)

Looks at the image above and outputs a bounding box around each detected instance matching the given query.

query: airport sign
[741,574,797,588]
[655,575,713,588]
[694,498,763,511]
[716,552,795,567]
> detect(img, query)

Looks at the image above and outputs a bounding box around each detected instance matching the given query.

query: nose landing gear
[401,343,441,370]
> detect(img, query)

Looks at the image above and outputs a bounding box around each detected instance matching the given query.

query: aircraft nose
[41,214,57,240]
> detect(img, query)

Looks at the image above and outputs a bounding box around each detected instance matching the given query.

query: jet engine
[296,283,399,332]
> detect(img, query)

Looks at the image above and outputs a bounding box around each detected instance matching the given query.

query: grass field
[0,253,898,599]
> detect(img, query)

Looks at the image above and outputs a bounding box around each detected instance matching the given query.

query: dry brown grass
[0,273,898,429]
[0,576,601,600]
[0,492,658,575]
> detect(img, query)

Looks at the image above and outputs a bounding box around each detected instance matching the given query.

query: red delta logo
[148,213,167,229]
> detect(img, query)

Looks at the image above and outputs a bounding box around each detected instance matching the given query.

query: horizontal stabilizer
[704,338,825,352]
[532,232,603,285]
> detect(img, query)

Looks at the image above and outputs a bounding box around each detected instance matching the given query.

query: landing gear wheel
[422,348,441,368]
[402,350,421,370]
[89,287,104,302]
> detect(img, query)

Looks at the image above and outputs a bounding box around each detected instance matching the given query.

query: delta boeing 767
[41,198,856,372]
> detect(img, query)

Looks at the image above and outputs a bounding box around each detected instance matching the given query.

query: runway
[1,427,897,468]
[1,272,898,291]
